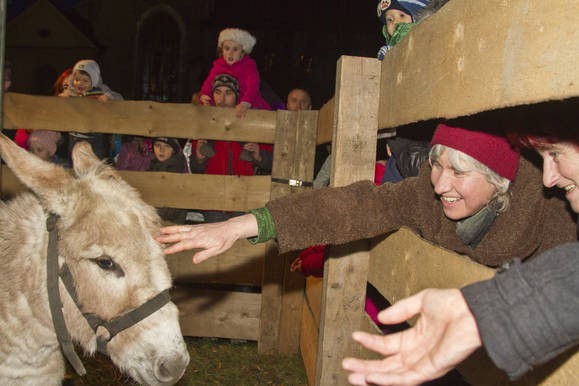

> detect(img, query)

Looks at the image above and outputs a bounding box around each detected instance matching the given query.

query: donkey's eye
[92,255,125,277]
[94,256,116,270]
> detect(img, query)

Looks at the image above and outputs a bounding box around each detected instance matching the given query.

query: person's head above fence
[429,123,520,222]
[286,88,312,111]
[377,0,429,36]
[217,28,256,65]
[153,137,181,162]
[28,130,62,162]
[212,74,240,107]
[71,59,102,95]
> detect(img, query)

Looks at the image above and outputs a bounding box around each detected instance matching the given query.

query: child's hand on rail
[156,214,259,264]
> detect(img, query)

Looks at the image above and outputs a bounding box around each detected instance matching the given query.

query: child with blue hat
[376,0,430,60]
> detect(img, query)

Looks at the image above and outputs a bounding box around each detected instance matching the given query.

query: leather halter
[45,213,171,376]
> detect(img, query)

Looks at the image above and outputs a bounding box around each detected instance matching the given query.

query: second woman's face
[537,142,579,214]
[430,151,497,220]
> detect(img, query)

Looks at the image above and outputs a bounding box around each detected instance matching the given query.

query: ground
[66,337,307,385]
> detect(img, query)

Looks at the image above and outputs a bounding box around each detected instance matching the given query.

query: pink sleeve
[236,57,261,106]
[199,59,226,103]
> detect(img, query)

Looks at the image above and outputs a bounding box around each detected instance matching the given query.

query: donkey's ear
[70,140,103,176]
[0,133,76,214]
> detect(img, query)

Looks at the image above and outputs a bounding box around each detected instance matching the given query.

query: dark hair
[509,130,579,151]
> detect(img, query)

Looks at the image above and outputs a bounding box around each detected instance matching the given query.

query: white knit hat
[218,28,256,54]
[72,59,102,88]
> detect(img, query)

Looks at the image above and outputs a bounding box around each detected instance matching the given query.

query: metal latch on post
[271,177,313,187]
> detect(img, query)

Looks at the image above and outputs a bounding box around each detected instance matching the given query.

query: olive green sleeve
[247,207,277,244]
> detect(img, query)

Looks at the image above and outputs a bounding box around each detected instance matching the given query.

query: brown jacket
[266,156,576,266]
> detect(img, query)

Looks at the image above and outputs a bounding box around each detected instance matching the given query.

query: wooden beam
[316,97,334,145]
[259,109,318,354]
[316,56,380,386]
[378,0,579,128]
[3,92,276,143]
[1,165,271,211]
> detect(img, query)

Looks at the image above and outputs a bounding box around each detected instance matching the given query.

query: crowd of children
[5,4,445,228]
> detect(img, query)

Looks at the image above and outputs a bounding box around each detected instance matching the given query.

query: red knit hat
[430,123,520,181]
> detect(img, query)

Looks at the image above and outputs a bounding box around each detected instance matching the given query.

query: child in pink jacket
[199,28,270,118]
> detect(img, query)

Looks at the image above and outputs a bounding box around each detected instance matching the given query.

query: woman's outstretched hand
[342,288,482,386]
[156,213,259,264]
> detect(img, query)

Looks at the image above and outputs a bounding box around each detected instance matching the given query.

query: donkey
[0,134,189,385]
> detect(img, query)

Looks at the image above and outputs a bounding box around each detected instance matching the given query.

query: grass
[66,337,308,386]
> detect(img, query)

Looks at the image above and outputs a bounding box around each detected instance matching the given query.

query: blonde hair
[429,144,511,212]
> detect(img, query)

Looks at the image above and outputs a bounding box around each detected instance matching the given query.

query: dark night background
[5,0,380,108]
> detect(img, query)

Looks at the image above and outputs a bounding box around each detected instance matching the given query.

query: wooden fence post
[259,109,318,354]
[315,56,381,385]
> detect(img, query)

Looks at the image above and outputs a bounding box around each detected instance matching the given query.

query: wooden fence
[2,0,579,384]
[1,92,318,355]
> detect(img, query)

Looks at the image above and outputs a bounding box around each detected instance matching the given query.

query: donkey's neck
[0,193,68,383]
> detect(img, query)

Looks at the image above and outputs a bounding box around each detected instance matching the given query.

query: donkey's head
[0,134,189,385]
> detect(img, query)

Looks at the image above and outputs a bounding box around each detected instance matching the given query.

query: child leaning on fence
[59,59,124,161]
[199,28,271,118]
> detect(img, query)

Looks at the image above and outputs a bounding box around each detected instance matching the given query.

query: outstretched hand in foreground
[342,288,482,386]
[156,213,259,264]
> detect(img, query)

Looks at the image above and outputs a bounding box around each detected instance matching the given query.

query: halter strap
[46,213,87,376]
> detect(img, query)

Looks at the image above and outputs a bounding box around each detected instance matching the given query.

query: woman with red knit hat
[158,123,576,269]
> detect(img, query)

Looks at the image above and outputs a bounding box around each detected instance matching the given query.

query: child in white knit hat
[60,59,123,102]
[199,28,271,119]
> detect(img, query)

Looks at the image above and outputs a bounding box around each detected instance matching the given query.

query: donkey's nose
[154,351,190,384]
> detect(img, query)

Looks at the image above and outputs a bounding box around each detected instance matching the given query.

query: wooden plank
[3,92,276,143]
[300,299,319,386]
[316,97,334,145]
[119,171,271,211]
[368,228,494,304]
[171,286,261,340]
[378,0,579,129]
[167,241,265,286]
[259,109,318,354]
[316,56,381,386]
[1,165,271,211]
[304,276,323,326]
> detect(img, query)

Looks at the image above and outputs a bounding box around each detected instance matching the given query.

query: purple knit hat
[430,124,520,181]
[28,130,62,156]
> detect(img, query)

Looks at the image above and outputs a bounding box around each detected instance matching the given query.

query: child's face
[71,71,92,95]
[385,9,413,36]
[29,143,52,162]
[154,141,175,162]
[221,40,245,65]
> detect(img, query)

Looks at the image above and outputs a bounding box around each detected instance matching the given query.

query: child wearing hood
[148,137,187,223]
[59,59,123,161]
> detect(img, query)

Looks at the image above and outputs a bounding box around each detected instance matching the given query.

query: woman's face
[537,142,579,213]
[430,150,497,220]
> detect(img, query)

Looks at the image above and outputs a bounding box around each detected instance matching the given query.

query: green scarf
[382,22,416,47]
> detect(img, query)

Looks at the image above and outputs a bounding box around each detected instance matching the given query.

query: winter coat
[200,56,271,110]
[265,156,577,267]
[188,140,273,176]
[462,242,579,379]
